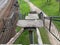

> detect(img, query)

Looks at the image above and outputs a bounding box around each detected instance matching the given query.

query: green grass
[14,30,30,45]
[53,21,60,31]
[18,0,30,16]
[14,0,30,44]
[14,0,31,44]
[14,28,50,44]
[14,30,38,45]
[39,27,50,44]
[30,0,60,31]
[16,0,30,32]
[30,0,60,16]
[15,27,21,32]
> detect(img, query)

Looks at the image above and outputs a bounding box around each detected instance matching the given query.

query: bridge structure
[16,12,44,45]
[16,12,60,45]
[7,10,60,45]
[0,0,60,45]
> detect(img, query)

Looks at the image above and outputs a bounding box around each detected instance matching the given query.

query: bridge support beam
[29,30,34,44]
[24,27,36,44]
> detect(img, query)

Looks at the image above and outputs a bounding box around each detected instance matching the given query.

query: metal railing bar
[49,31,60,41]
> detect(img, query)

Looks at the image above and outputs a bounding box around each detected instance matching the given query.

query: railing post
[43,17,45,27]
[49,17,52,31]
[29,30,34,44]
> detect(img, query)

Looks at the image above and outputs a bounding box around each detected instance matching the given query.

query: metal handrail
[43,16,60,41]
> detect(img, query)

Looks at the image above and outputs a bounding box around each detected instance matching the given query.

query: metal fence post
[29,30,34,44]
[49,17,52,31]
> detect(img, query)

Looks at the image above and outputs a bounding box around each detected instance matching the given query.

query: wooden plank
[25,14,39,19]
[17,20,43,27]
[36,28,43,45]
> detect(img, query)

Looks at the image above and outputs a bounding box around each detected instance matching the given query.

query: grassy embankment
[30,0,60,31]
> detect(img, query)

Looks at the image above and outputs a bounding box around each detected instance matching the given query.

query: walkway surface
[24,0,60,45]
[17,20,43,27]
[17,13,43,27]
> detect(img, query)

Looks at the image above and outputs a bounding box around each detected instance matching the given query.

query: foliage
[18,0,30,16]
[30,0,60,31]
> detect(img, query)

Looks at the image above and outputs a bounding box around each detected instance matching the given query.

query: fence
[38,12,60,41]
[41,15,60,41]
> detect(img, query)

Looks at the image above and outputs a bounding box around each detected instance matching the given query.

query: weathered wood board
[17,20,43,27]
